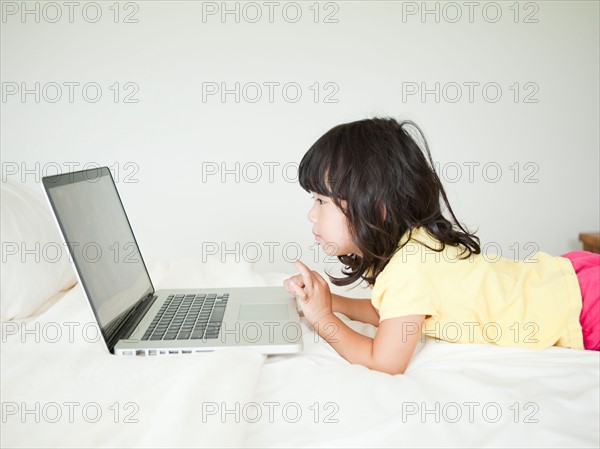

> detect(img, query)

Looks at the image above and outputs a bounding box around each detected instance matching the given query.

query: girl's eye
[314,198,324,205]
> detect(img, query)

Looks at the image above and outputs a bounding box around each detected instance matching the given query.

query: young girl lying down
[283,117,600,375]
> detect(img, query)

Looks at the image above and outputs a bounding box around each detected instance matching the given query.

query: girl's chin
[321,246,342,257]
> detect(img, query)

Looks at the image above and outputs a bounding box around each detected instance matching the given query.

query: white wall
[2,1,598,283]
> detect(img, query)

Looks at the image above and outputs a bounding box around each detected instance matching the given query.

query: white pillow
[1,180,77,320]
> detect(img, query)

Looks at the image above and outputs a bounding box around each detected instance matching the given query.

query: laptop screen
[43,167,153,330]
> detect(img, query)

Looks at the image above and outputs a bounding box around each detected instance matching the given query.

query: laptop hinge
[105,293,157,353]
[120,292,158,339]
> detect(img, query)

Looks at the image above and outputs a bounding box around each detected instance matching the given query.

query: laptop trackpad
[238,304,289,321]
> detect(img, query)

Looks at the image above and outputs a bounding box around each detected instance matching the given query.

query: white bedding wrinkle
[245,321,600,448]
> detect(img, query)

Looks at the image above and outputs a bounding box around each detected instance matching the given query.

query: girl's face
[307,191,362,257]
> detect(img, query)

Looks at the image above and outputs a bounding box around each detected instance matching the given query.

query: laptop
[41,166,303,356]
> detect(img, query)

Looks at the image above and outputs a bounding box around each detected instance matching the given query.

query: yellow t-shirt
[370,227,584,349]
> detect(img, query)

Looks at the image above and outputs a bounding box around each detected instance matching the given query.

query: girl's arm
[332,294,380,327]
[314,313,425,375]
[285,260,425,374]
[287,260,423,374]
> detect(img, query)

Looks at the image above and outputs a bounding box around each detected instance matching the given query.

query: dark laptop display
[43,167,153,333]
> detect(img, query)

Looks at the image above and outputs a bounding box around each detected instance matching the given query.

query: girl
[283,117,600,375]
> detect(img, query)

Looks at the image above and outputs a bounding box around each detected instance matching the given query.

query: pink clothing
[561,251,600,351]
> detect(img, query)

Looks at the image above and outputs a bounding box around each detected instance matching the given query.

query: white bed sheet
[2,257,599,448]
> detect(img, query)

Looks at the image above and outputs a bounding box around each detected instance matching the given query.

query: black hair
[298,116,481,287]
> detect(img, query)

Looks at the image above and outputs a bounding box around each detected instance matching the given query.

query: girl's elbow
[384,365,407,375]
[369,359,408,375]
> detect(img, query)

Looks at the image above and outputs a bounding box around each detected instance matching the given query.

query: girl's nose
[307,205,317,223]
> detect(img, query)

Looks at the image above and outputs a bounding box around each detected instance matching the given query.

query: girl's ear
[380,203,387,222]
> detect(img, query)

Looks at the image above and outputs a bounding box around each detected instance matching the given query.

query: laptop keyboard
[141,293,229,341]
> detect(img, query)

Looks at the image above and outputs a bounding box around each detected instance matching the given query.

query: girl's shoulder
[394,226,445,255]
[390,226,479,268]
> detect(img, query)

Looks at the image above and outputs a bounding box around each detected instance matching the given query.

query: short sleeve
[371,264,439,322]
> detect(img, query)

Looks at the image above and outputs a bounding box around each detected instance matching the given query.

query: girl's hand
[286,259,334,327]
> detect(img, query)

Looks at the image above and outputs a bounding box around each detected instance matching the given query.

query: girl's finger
[292,274,305,287]
[293,259,314,294]
[288,276,304,286]
[291,281,308,302]
[284,275,304,291]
